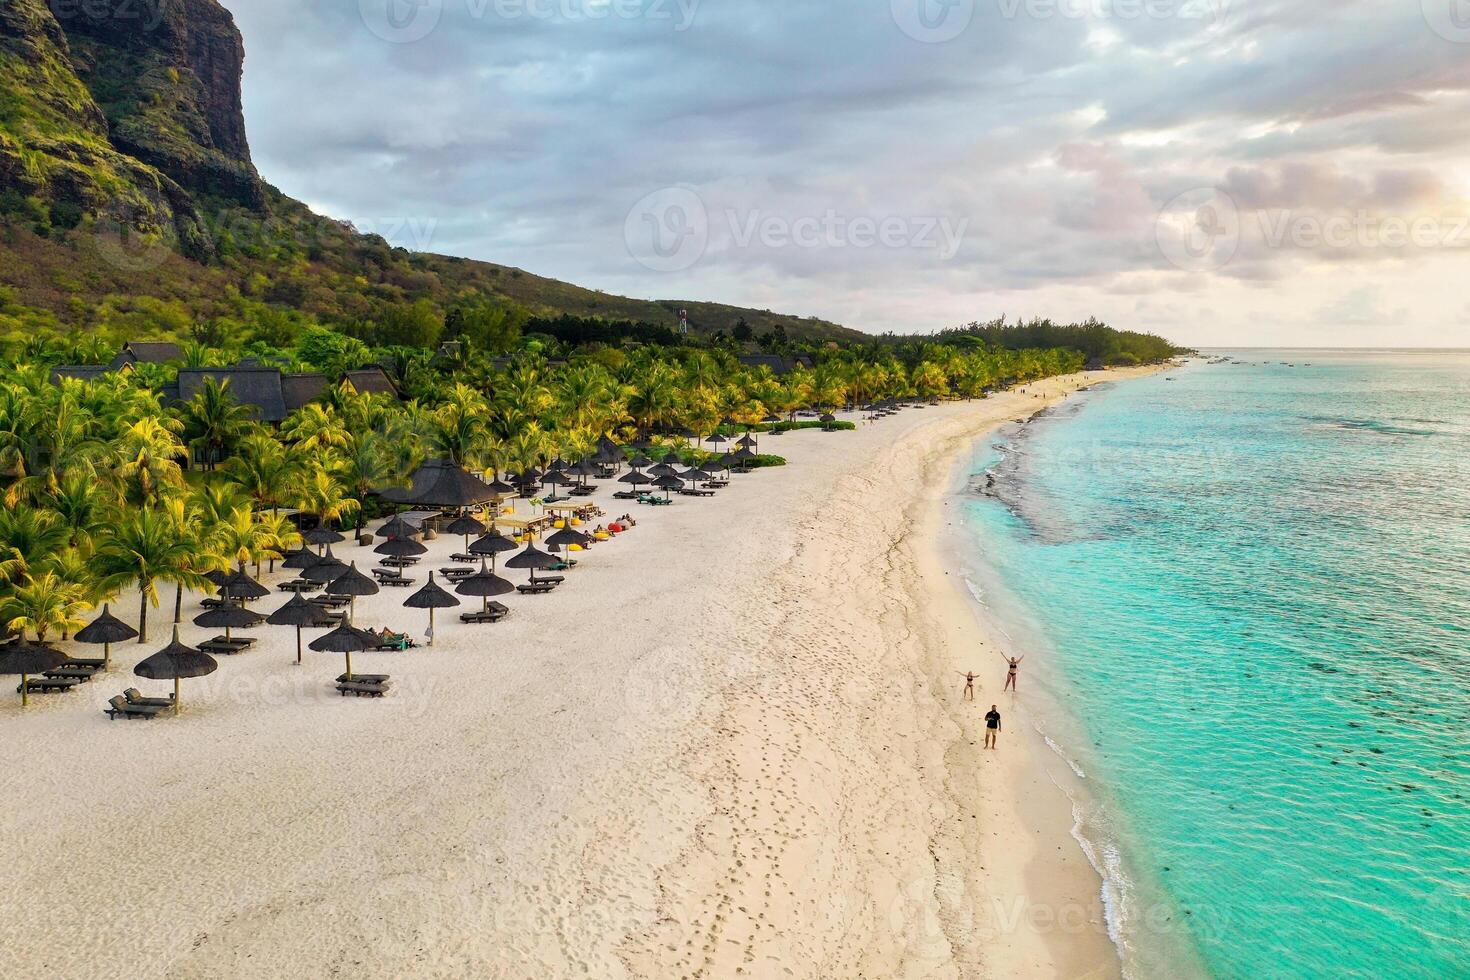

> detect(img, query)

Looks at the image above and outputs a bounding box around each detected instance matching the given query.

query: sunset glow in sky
[229,1,1470,346]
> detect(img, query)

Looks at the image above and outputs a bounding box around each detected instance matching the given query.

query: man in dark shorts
[984,705,1002,750]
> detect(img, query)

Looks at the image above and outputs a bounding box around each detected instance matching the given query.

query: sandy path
[0,368,1158,978]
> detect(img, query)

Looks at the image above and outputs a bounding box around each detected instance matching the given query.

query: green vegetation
[890,316,1188,366]
[0,330,1114,642]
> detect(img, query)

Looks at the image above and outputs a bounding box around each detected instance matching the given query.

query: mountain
[0,0,861,344]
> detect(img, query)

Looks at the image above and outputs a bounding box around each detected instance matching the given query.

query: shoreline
[900,366,1167,978]
[0,365,1168,979]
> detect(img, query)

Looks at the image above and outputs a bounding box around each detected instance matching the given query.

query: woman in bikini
[1001,652,1024,691]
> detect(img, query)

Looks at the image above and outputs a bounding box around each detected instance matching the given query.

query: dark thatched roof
[379,460,499,508]
[343,368,399,397]
[114,341,184,366]
[177,366,292,423]
[737,354,813,376]
[282,373,329,413]
[49,365,111,386]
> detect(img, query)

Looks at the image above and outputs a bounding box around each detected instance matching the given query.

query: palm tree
[224,433,302,514]
[42,471,115,551]
[181,377,253,470]
[295,465,360,536]
[279,403,349,453]
[1,571,87,644]
[0,505,69,586]
[113,415,187,505]
[96,507,212,642]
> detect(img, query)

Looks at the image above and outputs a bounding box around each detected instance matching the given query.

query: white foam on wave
[1067,795,1136,976]
[1042,732,1087,779]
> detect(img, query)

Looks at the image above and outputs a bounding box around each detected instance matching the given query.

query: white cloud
[222,0,1470,345]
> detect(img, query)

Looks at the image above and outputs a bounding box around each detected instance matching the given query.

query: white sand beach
[0,368,1161,979]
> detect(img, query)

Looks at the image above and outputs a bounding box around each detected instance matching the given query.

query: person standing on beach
[984,706,1002,749]
[1000,653,1024,691]
[960,672,977,701]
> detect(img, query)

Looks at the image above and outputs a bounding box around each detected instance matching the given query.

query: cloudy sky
[223,0,1470,347]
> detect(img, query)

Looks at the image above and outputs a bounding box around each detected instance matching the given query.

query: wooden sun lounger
[63,658,107,671]
[460,608,509,624]
[43,666,100,681]
[679,488,716,497]
[279,580,320,593]
[336,679,392,698]
[518,581,558,595]
[336,674,390,685]
[613,491,641,500]
[104,695,167,719]
[125,688,176,708]
[209,635,257,649]
[18,677,81,695]
[449,553,478,564]
[310,595,350,609]
[372,570,414,587]
[380,557,420,569]
[569,485,598,496]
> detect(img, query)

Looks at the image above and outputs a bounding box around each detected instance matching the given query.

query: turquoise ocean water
[956,352,1469,978]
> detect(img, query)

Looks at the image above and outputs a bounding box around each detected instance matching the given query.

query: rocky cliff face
[0,0,264,255]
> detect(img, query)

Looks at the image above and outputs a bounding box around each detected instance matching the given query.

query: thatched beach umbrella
[75,604,138,670]
[377,514,420,540]
[619,471,652,488]
[0,641,69,707]
[134,627,218,715]
[456,559,514,615]
[654,473,684,501]
[301,544,347,583]
[221,568,271,603]
[326,561,380,622]
[820,412,837,431]
[546,526,591,554]
[505,541,561,584]
[470,528,518,571]
[303,525,345,551]
[375,536,428,559]
[281,546,318,571]
[445,513,487,553]
[267,593,333,666]
[405,572,459,646]
[194,603,264,643]
[309,622,377,681]
[627,454,654,470]
[204,568,232,589]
